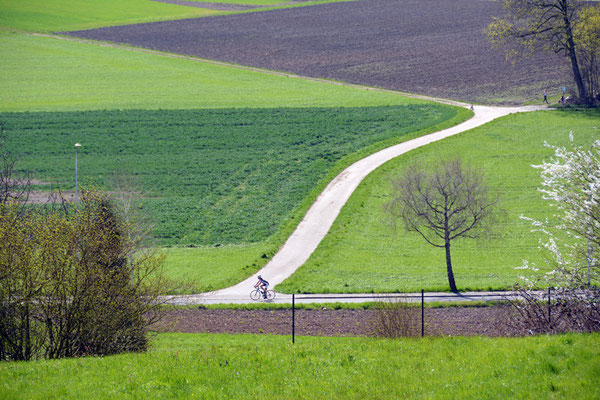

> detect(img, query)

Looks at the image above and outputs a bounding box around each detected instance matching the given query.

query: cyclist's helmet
[258,275,262,279]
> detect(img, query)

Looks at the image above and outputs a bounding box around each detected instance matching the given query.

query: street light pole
[75,143,81,203]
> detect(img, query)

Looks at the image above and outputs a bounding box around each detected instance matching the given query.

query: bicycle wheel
[266,290,276,301]
[250,289,261,301]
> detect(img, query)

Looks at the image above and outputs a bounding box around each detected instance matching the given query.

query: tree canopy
[486,0,600,103]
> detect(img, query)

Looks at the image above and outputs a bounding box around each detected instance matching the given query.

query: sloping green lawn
[276,109,600,293]
[0,31,430,112]
[0,0,218,33]
[1,332,598,399]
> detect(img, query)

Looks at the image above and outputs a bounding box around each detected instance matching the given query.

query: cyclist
[254,275,270,299]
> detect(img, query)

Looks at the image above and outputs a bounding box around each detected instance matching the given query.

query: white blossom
[521,132,600,288]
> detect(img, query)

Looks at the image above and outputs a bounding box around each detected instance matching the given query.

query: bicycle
[250,287,275,301]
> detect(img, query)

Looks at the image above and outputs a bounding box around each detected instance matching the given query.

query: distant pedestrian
[560,95,565,104]
[543,90,549,103]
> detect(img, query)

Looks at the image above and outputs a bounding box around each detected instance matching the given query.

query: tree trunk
[445,239,458,293]
[562,2,588,102]
[567,34,588,102]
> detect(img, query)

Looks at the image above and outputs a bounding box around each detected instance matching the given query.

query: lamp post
[75,143,81,203]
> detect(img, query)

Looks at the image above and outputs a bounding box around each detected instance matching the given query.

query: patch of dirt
[26,191,75,204]
[63,0,570,105]
[151,306,522,337]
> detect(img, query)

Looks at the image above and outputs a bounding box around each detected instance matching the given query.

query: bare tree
[385,159,498,292]
[0,123,31,208]
[109,170,153,248]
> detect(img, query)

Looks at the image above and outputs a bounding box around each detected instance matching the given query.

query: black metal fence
[289,289,506,343]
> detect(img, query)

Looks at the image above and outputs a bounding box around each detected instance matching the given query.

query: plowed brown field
[64,0,570,104]
[151,306,523,337]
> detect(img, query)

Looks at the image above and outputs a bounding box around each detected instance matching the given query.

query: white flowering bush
[511,132,600,334]
[522,131,600,286]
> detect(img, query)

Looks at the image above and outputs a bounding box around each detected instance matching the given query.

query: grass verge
[1,332,598,399]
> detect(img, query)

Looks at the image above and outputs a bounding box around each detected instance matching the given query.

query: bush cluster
[0,189,166,361]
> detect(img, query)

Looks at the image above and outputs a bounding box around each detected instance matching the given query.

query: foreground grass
[1,333,598,399]
[277,109,600,293]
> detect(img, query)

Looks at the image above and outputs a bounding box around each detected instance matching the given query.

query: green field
[1,332,598,399]
[0,0,218,33]
[0,31,432,112]
[277,109,600,293]
[1,106,461,247]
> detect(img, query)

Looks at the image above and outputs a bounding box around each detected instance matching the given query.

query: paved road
[164,290,522,305]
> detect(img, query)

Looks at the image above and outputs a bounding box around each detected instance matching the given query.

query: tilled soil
[64,0,570,105]
[151,305,523,337]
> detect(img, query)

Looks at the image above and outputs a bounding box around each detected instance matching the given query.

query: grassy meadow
[1,105,460,246]
[1,4,599,400]
[1,332,598,399]
[277,109,600,293]
[0,0,219,33]
[0,31,430,112]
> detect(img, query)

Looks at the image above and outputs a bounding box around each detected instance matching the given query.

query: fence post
[547,287,551,326]
[292,293,295,344]
[421,289,424,337]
